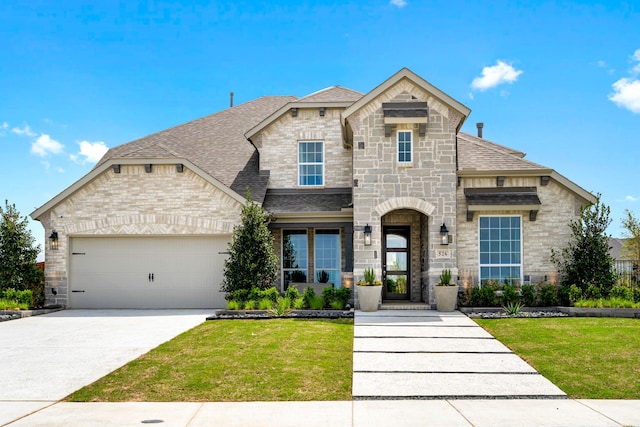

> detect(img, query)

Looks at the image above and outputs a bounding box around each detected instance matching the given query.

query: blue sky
[1,0,639,257]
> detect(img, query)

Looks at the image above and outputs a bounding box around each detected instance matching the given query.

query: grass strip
[475,317,640,399]
[67,318,353,402]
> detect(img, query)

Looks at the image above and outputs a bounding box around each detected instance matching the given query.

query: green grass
[67,318,353,402]
[475,317,640,399]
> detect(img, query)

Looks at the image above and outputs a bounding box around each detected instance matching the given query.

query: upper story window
[298,141,324,186]
[479,216,522,286]
[397,131,412,164]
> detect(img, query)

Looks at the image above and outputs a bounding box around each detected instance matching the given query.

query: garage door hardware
[72,252,86,255]
[72,290,85,293]
[148,273,155,282]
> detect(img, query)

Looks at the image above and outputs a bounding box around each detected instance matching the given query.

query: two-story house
[31,68,595,309]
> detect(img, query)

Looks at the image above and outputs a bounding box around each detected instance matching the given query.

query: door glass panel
[386,274,408,294]
[386,252,407,271]
[386,233,407,249]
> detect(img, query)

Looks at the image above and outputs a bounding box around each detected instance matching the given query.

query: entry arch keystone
[375,197,436,217]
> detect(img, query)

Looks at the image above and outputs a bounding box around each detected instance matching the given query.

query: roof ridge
[466,136,547,169]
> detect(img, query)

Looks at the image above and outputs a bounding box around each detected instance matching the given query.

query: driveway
[0,309,210,403]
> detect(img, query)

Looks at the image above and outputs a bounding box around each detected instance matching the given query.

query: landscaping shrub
[585,283,602,300]
[284,284,301,301]
[227,300,241,310]
[469,285,497,306]
[568,284,583,304]
[321,287,337,309]
[538,284,558,306]
[335,287,352,308]
[1,288,33,306]
[609,285,632,301]
[307,295,324,310]
[302,286,317,308]
[258,298,273,310]
[501,285,520,305]
[633,288,640,303]
[520,284,536,306]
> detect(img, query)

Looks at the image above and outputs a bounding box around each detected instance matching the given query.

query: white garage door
[69,236,230,309]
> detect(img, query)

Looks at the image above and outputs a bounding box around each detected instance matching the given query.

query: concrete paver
[353,400,472,427]
[354,336,513,353]
[355,325,493,338]
[354,352,538,373]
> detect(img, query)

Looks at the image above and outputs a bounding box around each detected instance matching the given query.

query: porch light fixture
[176,163,184,173]
[364,224,372,246]
[440,223,449,245]
[49,231,59,251]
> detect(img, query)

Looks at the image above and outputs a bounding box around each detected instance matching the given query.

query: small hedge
[226,285,352,311]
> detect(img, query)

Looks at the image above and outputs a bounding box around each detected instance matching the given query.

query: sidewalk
[3,400,640,426]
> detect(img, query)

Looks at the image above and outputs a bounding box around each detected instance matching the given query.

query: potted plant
[434,268,458,312]
[356,267,383,312]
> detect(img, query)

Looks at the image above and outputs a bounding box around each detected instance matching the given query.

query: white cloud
[71,140,109,164]
[471,60,523,91]
[609,49,640,113]
[390,0,407,7]
[56,167,65,173]
[31,134,64,157]
[609,78,640,113]
[12,124,37,137]
[1,122,8,130]
[625,195,639,202]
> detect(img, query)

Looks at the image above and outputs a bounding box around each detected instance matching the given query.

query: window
[479,216,522,285]
[283,230,308,290]
[315,229,341,286]
[298,142,324,186]
[397,131,412,163]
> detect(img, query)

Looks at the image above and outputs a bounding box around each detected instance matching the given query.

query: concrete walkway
[2,309,640,426]
[353,310,565,399]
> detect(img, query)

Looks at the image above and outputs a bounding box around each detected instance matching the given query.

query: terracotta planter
[434,285,459,312]
[357,285,382,312]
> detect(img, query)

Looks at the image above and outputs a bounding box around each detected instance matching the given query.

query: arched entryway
[380,209,428,302]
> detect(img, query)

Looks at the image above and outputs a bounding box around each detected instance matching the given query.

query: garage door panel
[70,237,229,309]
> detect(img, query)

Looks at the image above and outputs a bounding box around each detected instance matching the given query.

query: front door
[382,226,410,300]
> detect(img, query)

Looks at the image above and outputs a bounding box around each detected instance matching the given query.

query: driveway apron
[0,309,210,402]
[352,310,566,399]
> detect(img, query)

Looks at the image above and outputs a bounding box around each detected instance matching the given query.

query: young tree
[621,209,640,264]
[552,195,616,295]
[221,191,278,297]
[0,200,44,296]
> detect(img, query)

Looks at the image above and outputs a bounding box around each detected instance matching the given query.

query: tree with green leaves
[552,195,616,295]
[221,191,278,297]
[621,209,640,264]
[0,200,44,303]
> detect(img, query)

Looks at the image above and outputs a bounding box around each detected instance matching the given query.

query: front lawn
[67,318,353,402]
[475,317,640,399]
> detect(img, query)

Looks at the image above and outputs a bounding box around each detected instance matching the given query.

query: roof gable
[342,67,470,131]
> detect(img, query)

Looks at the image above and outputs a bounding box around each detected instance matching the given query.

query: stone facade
[257,108,352,189]
[348,80,459,304]
[40,164,243,306]
[456,177,581,286]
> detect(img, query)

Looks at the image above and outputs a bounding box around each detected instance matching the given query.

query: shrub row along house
[31,68,595,309]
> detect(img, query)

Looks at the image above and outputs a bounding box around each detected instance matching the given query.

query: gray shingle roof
[97,96,296,203]
[457,132,546,172]
[263,188,352,213]
[298,86,363,103]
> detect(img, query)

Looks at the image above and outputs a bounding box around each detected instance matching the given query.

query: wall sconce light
[496,176,505,187]
[49,230,59,251]
[112,164,121,174]
[319,107,326,117]
[145,164,152,173]
[291,107,298,117]
[364,224,372,246]
[440,223,449,245]
[176,163,184,173]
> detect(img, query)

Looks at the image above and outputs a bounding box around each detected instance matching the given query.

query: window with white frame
[298,141,324,186]
[282,230,308,290]
[479,216,522,285]
[314,229,341,287]
[397,131,412,163]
